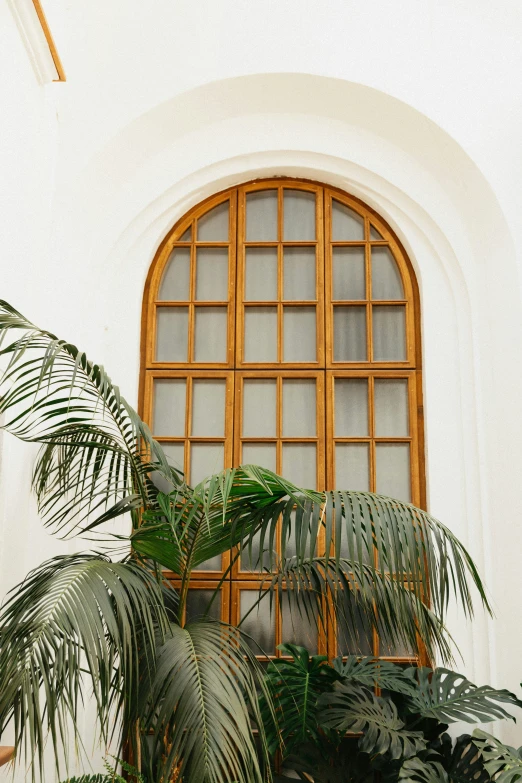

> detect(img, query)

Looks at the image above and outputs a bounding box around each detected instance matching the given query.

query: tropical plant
[267,646,521,782]
[0,300,495,782]
[472,730,522,783]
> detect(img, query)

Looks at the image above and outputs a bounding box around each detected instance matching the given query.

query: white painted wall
[2,0,522,776]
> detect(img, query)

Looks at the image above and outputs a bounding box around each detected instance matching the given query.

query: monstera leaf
[399,733,492,783]
[404,668,522,723]
[333,656,418,696]
[261,643,341,756]
[318,683,426,760]
[473,729,522,783]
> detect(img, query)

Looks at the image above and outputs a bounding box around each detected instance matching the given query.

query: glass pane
[282,443,317,489]
[245,247,278,301]
[379,636,415,657]
[244,307,277,362]
[190,443,224,485]
[243,379,277,437]
[282,379,316,437]
[375,443,411,502]
[156,307,188,362]
[196,248,228,300]
[240,529,273,572]
[246,190,278,241]
[370,224,383,240]
[161,442,185,474]
[191,379,226,437]
[158,248,190,301]
[283,190,316,240]
[374,380,409,437]
[153,379,186,436]
[179,225,192,242]
[335,444,369,490]
[337,590,373,655]
[240,591,276,654]
[194,307,228,362]
[197,201,229,241]
[283,307,316,362]
[332,247,365,300]
[186,589,221,622]
[333,306,366,361]
[331,200,364,241]
[281,597,318,651]
[283,247,316,300]
[373,306,406,361]
[372,247,404,300]
[241,443,277,471]
[334,379,368,437]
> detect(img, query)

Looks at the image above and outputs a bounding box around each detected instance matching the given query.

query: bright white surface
[2,0,522,774]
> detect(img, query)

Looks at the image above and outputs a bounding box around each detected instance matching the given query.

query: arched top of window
[142,180,420,371]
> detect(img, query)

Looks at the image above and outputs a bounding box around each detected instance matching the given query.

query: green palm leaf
[0,554,165,779]
[318,683,426,760]
[260,643,341,756]
[143,620,270,783]
[0,301,178,537]
[404,668,522,723]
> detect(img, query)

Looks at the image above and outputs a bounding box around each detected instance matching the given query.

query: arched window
[140,179,425,661]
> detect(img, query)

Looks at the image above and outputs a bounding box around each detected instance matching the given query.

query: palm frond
[0,554,165,779]
[318,682,426,759]
[0,301,179,537]
[404,668,522,723]
[260,643,341,756]
[143,620,271,783]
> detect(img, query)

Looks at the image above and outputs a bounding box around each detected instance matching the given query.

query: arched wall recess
[31,74,522,735]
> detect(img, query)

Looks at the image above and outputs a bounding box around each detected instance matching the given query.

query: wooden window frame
[139,177,426,663]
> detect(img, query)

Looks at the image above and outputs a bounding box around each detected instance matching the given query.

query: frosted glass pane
[245,248,278,301]
[333,306,366,361]
[372,247,404,300]
[283,307,316,362]
[194,307,227,362]
[179,225,192,242]
[240,529,273,572]
[156,307,188,362]
[161,442,185,474]
[197,201,229,241]
[190,443,224,485]
[241,443,277,471]
[282,379,316,437]
[332,247,366,300]
[283,247,316,300]
[334,379,368,437]
[332,200,365,241]
[282,598,318,651]
[337,591,373,655]
[374,380,409,437]
[240,592,275,654]
[153,379,186,436]
[379,635,415,657]
[246,190,278,242]
[243,379,277,437]
[282,444,317,489]
[196,248,228,300]
[244,307,277,362]
[376,443,410,502]
[373,306,406,361]
[191,379,226,437]
[158,248,190,301]
[283,190,316,240]
[370,224,383,240]
[335,444,370,490]
[186,590,221,622]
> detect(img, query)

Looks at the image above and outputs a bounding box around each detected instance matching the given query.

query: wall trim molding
[8,0,65,83]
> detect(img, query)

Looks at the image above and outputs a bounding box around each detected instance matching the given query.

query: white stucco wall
[2,0,522,776]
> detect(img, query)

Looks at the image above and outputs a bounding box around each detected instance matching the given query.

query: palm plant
[0,300,492,782]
